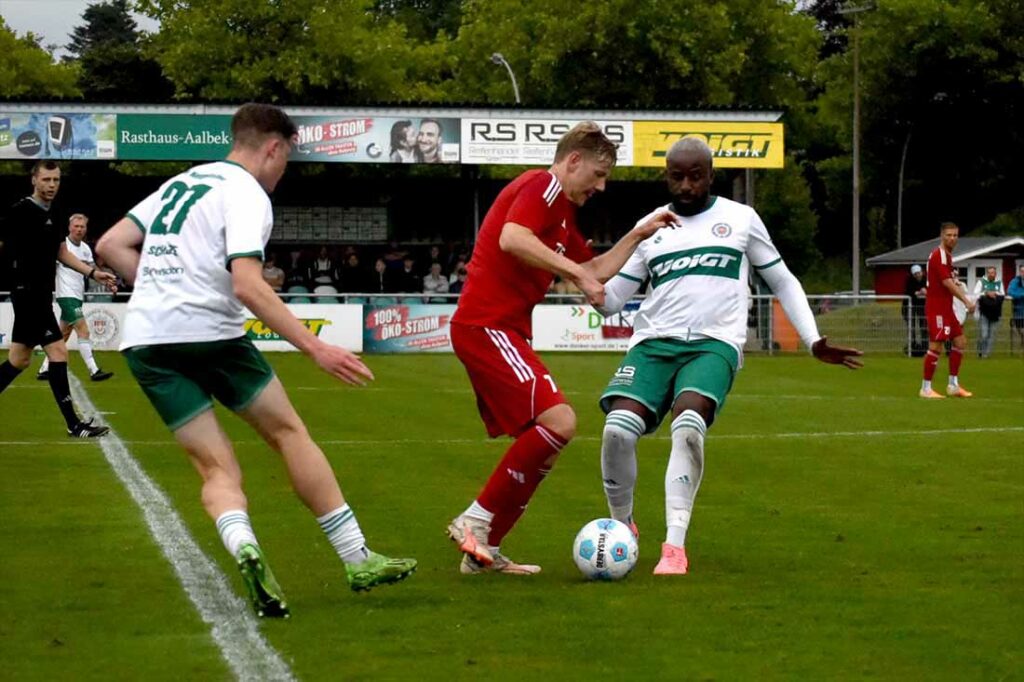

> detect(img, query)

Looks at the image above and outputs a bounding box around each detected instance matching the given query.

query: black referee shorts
[11,290,63,348]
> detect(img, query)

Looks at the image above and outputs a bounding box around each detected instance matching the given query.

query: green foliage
[65,0,174,101]
[0,19,80,98]
[135,0,449,101]
[811,0,1023,248]
[975,207,1024,237]
[445,0,819,109]
[753,155,819,275]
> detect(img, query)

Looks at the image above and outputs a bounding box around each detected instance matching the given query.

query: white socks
[317,504,370,565]
[215,510,259,558]
[601,410,645,523]
[79,340,100,374]
[463,500,494,523]
[665,410,707,547]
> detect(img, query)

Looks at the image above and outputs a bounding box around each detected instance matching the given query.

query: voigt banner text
[633,121,784,168]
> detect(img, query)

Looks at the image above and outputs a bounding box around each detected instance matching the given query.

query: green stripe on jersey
[126,212,146,233]
[648,246,743,288]
[616,272,645,284]
[755,257,782,271]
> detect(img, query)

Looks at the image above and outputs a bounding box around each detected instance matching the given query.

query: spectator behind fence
[397,256,420,293]
[371,258,399,294]
[423,262,450,302]
[973,266,1004,358]
[449,259,467,284]
[449,266,468,295]
[1006,264,1024,351]
[308,246,339,286]
[903,264,928,353]
[262,253,285,292]
[339,253,369,293]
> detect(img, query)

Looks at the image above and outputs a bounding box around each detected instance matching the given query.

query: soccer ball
[572,518,638,581]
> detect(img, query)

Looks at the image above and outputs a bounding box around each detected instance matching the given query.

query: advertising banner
[2,303,363,351]
[461,119,633,166]
[531,303,640,351]
[244,304,363,351]
[0,112,116,159]
[293,116,460,163]
[633,121,784,168]
[363,303,456,353]
[117,114,233,160]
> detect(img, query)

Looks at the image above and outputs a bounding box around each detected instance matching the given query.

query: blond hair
[68,213,88,225]
[554,121,618,165]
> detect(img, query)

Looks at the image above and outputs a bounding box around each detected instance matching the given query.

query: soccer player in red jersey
[446,122,679,575]
[920,222,976,398]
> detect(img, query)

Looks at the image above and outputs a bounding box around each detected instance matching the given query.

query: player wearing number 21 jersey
[445,122,679,576]
[98,104,416,618]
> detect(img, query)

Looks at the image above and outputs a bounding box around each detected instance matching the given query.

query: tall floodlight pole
[490,53,521,104]
[838,3,874,297]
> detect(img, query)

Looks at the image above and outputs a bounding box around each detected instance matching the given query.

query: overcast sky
[0,0,159,57]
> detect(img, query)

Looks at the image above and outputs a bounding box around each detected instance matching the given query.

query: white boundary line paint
[67,374,295,682]
[7,425,1023,448]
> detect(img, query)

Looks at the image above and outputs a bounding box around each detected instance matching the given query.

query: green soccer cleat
[237,543,290,618]
[346,551,417,592]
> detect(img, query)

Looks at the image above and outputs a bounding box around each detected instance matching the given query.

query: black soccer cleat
[68,421,110,438]
[90,369,114,382]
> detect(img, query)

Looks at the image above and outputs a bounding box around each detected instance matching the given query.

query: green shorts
[599,337,738,433]
[56,297,84,324]
[123,337,275,431]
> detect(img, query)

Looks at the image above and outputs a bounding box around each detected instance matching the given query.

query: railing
[3,291,1021,356]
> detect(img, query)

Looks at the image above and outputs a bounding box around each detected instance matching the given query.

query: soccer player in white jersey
[595,138,863,575]
[37,214,113,382]
[97,104,415,618]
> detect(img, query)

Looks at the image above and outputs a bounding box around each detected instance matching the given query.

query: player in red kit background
[920,221,976,399]
[447,122,679,575]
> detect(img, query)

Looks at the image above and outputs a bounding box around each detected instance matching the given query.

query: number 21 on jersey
[149,181,212,235]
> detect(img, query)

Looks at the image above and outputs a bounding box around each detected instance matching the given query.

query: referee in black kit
[0,161,116,437]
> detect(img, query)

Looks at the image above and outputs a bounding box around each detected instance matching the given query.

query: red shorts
[451,321,567,438]
[927,310,962,342]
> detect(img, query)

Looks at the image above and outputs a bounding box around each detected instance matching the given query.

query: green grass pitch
[1,352,1021,680]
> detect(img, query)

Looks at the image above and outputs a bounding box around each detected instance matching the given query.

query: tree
[812,0,1024,253]
[65,0,174,101]
[135,0,449,102]
[0,20,80,98]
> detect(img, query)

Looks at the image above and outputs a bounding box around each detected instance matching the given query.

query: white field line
[8,424,1024,448]
[67,374,294,682]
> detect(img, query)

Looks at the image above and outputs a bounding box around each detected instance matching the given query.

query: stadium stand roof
[866,236,1024,267]
[0,101,782,121]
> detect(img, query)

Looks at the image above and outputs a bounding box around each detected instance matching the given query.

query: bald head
[667,137,713,170]
[665,137,714,215]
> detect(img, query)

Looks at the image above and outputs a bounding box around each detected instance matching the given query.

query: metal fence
[7,291,1019,357]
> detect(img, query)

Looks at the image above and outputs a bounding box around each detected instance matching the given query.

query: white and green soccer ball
[572,518,638,581]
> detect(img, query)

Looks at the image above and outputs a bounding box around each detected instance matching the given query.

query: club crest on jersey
[711,223,732,238]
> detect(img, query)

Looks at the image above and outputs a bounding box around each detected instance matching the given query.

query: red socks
[477,425,566,547]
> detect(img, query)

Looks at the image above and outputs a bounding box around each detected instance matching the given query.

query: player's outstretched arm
[759,259,862,368]
[231,257,374,386]
[593,274,642,316]
[60,239,117,291]
[97,217,143,285]
[583,208,679,282]
[812,337,864,369]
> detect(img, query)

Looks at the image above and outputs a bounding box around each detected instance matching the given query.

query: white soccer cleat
[447,514,494,566]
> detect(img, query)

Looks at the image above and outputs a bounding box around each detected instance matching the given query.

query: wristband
[88,268,96,280]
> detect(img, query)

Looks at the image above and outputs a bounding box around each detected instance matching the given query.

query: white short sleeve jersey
[120,161,273,349]
[55,237,93,300]
[614,196,782,359]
